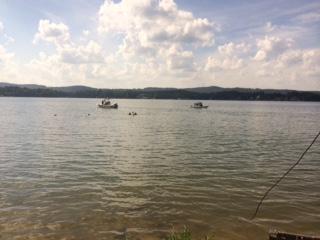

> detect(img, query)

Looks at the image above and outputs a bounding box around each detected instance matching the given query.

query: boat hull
[191,106,208,109]
[98,104,118,109]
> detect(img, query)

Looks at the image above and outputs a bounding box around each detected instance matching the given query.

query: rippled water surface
[0,98,319,240]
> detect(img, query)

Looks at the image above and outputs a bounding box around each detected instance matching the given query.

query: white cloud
[33,19,105,65]
[0,44,14,64]
[205,56,243,71]
[254,36,293,61]
[201,35,319,90]
[276,49,303,67]
[58,40,104,64]
[82,30,90,36]
[33,19,70,46]
[251,47,320,89]
[251,33,320,85]
[218,42,250,56]
[0,44,17,84]
[0,21,3,33]
[205,42,249,71]
[276,49,320,76]
[26,53,84,86]
[97,0,217,80]
[164,44,195,71]
[98,0,215,47]
[303,49,320,69]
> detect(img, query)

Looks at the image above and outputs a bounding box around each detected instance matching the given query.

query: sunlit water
[0,98,319,240]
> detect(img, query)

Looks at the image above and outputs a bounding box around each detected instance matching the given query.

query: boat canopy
[194,102,203,106]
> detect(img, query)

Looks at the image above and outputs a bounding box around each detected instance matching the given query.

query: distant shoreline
[0,82,320,102]
[2,96,320,104]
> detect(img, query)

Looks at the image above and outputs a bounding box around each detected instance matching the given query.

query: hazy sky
[0,0,319,90]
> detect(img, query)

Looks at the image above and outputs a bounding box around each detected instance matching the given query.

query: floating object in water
[98,98,118,109]
[54,114,57,116]
[269,231,320,240]
[191,102,208,109]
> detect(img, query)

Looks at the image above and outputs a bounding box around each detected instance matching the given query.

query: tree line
[1,86,320,101]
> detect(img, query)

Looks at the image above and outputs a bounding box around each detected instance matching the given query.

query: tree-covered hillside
[0,84,320,101]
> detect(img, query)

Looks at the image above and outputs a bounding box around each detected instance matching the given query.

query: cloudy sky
[0,0,319,90]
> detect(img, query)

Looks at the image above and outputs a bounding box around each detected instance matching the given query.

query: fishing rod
[251,130,320,220]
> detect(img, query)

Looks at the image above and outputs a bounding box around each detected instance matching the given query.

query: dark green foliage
[1,85,320,101]
[166,227,192,240]
[165,227,213,240]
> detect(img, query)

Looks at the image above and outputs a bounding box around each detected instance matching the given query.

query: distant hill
[51,85,94,93]
[184,86,224,93]
[0,82,319,101]
[143,87,178,92]
[0,82,46,89]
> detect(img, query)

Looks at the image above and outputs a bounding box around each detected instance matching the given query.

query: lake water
[0,98,319,240]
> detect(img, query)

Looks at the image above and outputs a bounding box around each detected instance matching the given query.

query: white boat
[98,99,118,109]
[191,102,208,109]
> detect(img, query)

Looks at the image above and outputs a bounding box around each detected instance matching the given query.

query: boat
[191,102,208,109]
[98,99,118,109]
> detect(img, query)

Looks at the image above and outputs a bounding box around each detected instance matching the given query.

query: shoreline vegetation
[165,227,213,240]
[0,82,320,101]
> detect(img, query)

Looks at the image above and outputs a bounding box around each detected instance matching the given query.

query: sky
[0,0,319,90]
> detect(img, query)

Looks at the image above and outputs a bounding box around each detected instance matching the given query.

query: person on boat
[101,99,110,105]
